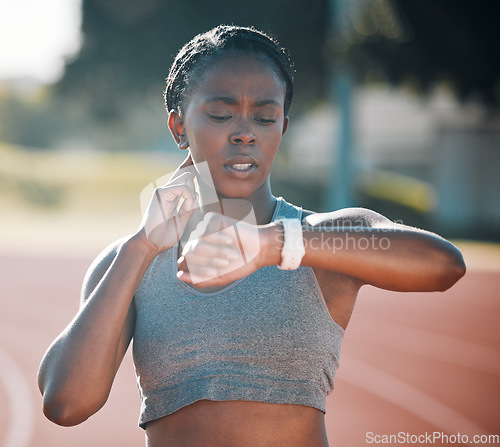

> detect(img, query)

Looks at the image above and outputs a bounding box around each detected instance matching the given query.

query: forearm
[38,233,156,424]
[264,224,466,291]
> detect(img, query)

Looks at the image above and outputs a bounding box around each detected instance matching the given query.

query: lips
[224,155,258,178]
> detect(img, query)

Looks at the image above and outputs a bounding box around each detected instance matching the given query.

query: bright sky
[0,0,82,84]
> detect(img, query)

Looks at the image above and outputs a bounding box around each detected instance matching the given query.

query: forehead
[187,53,286,107]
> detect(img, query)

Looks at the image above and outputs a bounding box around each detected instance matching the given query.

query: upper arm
[80,237,136,370]
[303,206,439,236]
[303,207,397,230]
[302,207,465,291]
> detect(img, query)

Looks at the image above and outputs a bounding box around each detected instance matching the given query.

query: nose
[230,123,256,145]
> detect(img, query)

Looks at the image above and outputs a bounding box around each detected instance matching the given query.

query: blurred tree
[0,88,68,149]
[338,0,500,109]
[56,0,330,124]
[53,0,499,151]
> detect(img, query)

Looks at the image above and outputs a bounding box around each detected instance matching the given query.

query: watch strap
[276,218,306,270]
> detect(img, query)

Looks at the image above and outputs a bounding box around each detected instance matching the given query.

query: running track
[0,247,499,447]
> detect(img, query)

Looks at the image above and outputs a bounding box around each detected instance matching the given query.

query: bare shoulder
[80,236,130,307]
[301,207,416,231]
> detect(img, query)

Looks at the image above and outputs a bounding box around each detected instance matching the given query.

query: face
[169,53,289,200]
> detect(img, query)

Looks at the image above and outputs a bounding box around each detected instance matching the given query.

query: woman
[38,25,466,447]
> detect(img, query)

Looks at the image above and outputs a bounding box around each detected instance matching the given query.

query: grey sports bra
[132,197,344,428]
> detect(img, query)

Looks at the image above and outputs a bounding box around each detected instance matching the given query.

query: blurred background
[1,1,499,446]
[1,0,499,254]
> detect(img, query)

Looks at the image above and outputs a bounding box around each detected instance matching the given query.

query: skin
[170,52,288,223]
[37,53,466,447]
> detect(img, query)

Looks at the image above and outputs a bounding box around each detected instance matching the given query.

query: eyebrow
[204,96,281,108]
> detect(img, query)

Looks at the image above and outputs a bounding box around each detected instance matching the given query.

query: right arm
[37,155,197,426]
[37,235,156,426]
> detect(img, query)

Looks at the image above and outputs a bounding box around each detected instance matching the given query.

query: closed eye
[256,118,277,125]
[208,114,232,122]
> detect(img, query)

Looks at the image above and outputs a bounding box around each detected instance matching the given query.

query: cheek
[264,131,282,155]
[187,126,220,158]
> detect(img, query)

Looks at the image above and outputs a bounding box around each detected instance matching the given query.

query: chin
[217,189,253,199]
[212,181,255,199]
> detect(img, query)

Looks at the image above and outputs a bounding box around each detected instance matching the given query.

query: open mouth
[231,163,254,171]
[224,156,258,178]
[224,162,258,178]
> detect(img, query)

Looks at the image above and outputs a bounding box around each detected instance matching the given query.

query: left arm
[276,208,465,292]
[177,208,466,292]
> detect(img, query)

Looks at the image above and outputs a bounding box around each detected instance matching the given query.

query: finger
[185,212,214,247]
[176,269,196,284]
[183,263,219,278]
[154,187,169,225]
[180,241,221,260]
[165,170,196,197]
[168,184,197,218]
[181,248,243,276]
[188,212,231,243]
[190,231,235,249]
[177,268,219,285]
[177,266,241,287]
[145,185,196,242]
[157,182,196,212]
[175,193,197,228]
[181,230,237,261]
[166,174,198,217]
[179,247,238,269]
[178,265,241,286]
[180,172,197,209]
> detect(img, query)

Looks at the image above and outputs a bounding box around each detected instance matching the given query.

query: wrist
[275,218,306,270]
[259,223,284,267]
[128,229,161,262]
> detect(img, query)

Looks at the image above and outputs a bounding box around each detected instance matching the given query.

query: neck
[182,177,277,243]
[201,179,277,224]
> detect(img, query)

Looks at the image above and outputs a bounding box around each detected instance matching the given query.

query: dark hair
[164,25,294,115]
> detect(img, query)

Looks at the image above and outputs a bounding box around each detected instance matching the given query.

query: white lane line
[347,319,500,376]
[0,346,34,447]
[337,355,492,440]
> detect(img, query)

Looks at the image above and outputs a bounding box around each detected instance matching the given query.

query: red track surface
[0,254,499,447]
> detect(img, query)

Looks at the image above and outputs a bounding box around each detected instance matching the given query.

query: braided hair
[164,25,294,115]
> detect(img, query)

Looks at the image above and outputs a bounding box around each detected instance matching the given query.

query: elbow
[38,374,87,426]
[435,248,466,292]
[38,364,111,426]
[41,390,104,427]
[42,397,89,427]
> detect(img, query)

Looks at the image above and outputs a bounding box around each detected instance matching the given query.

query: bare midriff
[145,400,329,447]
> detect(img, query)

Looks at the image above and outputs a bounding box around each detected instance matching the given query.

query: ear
[168,110,189,149]
[282,116,289,136]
